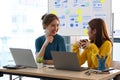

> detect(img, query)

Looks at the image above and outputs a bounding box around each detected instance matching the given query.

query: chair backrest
[111,61,120,69]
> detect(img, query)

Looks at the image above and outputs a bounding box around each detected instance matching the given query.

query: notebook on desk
[8,48,37,68]
[51,51,88,71]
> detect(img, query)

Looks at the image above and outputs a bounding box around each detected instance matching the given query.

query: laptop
[8,48,37,68]
[51,51,88,71]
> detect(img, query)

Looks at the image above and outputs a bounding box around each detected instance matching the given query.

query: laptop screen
[51,51,83,71]
[9,48,37,68]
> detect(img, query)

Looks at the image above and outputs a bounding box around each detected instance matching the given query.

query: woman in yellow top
[72,18,112,69]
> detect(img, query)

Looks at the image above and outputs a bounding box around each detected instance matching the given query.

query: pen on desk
[102,68,114,72]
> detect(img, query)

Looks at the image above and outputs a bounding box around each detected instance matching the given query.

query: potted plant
[37,57,43,69]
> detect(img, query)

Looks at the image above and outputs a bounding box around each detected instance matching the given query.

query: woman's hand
[45,36,54,43]
[76,41,82,48]
[79,39,90,49]
[45,29,54,43]
[43,60,53,65]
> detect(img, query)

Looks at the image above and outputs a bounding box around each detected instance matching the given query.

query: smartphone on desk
[3,65,26,69]
[44,64,55,69]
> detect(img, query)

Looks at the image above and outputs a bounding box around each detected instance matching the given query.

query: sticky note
[51,10,57,15]
[64,9,70,15]
[77,16,82,22]
[100,0,105,3]
[76,9,82,14]
[84,29,88,35]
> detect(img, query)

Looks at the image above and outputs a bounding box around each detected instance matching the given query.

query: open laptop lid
[51,51,82,71]
[9,48,37,68]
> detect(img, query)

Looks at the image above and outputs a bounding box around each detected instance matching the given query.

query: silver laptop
[51,51,88,71]
[9,48,37,68]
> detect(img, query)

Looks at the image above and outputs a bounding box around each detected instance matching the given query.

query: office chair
[111,61,120,80]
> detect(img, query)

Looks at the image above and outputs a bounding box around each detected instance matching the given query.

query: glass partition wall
[0,0,48,66]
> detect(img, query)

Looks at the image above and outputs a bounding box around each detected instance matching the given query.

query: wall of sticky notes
[48,0,112,36]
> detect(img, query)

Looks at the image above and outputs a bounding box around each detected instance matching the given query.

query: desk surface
[0,67,120,80]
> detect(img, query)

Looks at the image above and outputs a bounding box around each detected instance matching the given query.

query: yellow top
[72,40,112,69]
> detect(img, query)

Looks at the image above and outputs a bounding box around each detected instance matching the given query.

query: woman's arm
[72,42,87,65]
[36,36,54,61]
[36,41,49,60]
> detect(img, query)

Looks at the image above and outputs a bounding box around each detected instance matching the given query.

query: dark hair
[88,18,112,47]
[41,13,59,29]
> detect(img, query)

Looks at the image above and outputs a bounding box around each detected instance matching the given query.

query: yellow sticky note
[76,9,82,14]
[100,0,105,3]
[84,29,88,35]
[77,16,82,22]
[51,10,57,15]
